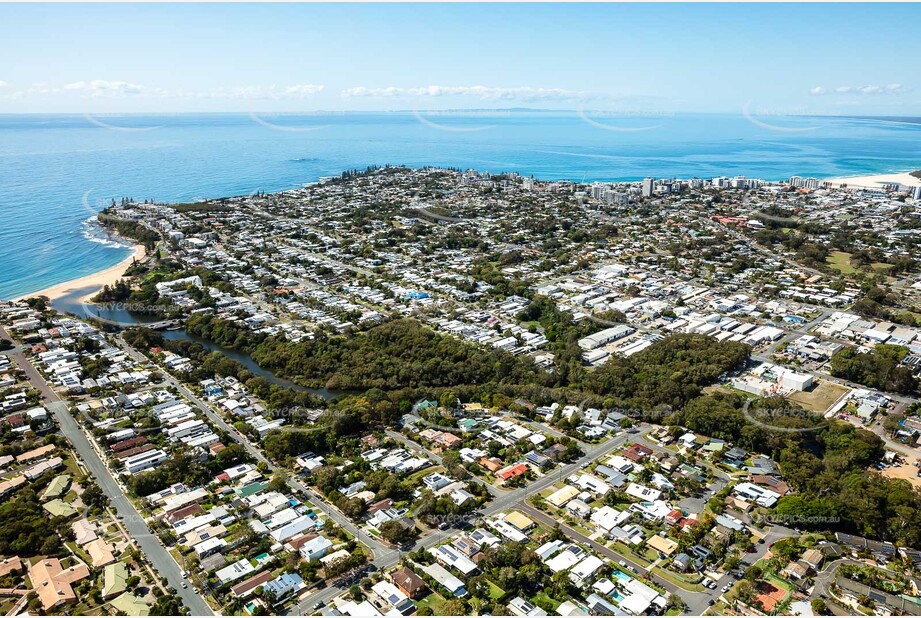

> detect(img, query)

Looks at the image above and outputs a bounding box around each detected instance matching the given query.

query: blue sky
[1,3,918,115]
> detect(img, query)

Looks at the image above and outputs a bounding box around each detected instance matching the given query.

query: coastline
[823,170,921,189]
[6,164,919,304]
[13,244,147,303]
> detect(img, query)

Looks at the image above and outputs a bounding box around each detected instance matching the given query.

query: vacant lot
[788,380,850,413]
[882,459,921,489]
[827,251,856,274]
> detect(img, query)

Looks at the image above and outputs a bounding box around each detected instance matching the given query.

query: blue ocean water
[0,111,919,300]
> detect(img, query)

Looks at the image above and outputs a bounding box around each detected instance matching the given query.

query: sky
[0,3,918,116]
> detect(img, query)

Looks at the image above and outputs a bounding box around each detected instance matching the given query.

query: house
[733,482,780,507]
[72,518,98,545]
[567,499,592,519]
[647,534,678,557]
[569,555,604,587]
[546,545,587,573]
[421,562,467,597]
[371,581,415,615]
[800,548,824,570]
[299,535,333,562]
[422,472,452,491]
[262,572,305,604]
[505,511,535,531]
[216,559,257,585]
[390,566,426,599]
[479,456,503,472]
[782,560,810,580]
[110,593,150,616]
[231,570,273,599]
[0,557,22,578]
[28,558,90,611]
[102,562,129,599]
[85,538,117,567]
[546,485,580,508]
[508,596,548,616]
[672,553,692,572]
[496,462,529,481]
[430,544,478,575]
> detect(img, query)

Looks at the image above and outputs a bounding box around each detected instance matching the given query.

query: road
[0,327,214,616]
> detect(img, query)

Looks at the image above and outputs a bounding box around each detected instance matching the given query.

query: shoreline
[823,170,921,189]
[13,243,148,303]
[6,165,919,304]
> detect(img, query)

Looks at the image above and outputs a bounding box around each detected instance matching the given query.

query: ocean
[1,111,919,300]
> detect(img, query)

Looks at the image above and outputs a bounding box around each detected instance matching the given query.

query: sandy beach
[14,244,148,303]
[824,170,921,189]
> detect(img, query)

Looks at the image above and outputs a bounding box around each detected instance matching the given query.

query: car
[708,600,715,606]
[722,584,732,593]
[313,602,325,610]
[618,560,626,567]
[181,582,188,589]
[180,571,187,578]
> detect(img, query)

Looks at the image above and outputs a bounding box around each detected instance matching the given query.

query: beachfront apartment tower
[642,177,655,198]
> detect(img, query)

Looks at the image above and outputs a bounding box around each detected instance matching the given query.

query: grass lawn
[485,580,505,601]
[608,541,652,566]
[766,574,794,599]
[652,567,707,592]
[406,466,445,485]
[530,591,563,611]
[827,251,856,274]
[417,592,447,614]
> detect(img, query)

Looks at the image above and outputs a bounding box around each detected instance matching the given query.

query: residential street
[0,327,214,616]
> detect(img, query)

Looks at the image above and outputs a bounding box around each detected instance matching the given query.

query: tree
[379,520,417,545]
[268,469,288,493]
[811,598,828,615]
[440,599,467,615]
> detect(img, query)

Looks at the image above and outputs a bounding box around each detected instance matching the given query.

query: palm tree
[224,596,245,615]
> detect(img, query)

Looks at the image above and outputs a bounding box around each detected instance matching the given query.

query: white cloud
[64,79,147,95]
[809,86,827,95]
[283,84,324,96]
[0,81,9,89]
[0,82,61,102]
[830,84,909,96]
[341,85,590,101]
[192,84,324,100]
